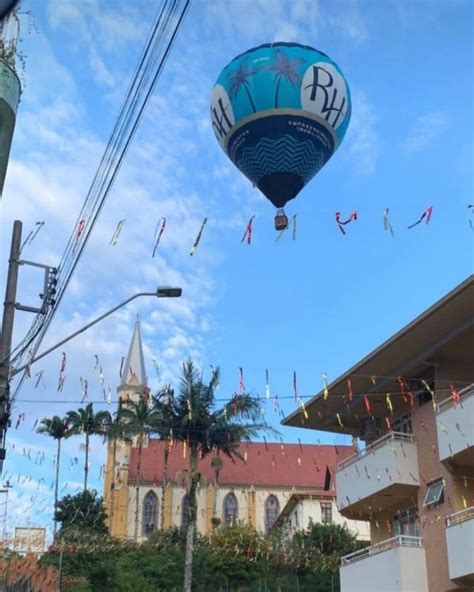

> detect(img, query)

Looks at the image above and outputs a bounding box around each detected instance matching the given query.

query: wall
[286,499,370,540]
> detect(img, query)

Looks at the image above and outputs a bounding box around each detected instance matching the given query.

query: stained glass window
[223,492,238,526]
[143,490,158,535]
[265,495,280,534]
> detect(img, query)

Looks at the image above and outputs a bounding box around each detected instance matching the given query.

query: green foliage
[37,415,70,439]
[54,489,108,535]
[39,523,357,592]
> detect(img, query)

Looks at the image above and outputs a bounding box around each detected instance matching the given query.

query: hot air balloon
[211,42,351,230]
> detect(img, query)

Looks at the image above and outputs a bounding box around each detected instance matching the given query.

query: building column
[205,484,216,534]
[163,483,173,529]
[248,487,256,529]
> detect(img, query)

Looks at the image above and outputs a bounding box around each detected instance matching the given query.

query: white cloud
[342,89,379,175]
[403,111,449,152]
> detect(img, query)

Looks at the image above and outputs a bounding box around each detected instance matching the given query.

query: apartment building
[283,276,473,592]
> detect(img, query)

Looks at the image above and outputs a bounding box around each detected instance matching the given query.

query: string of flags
[101,204,447,253]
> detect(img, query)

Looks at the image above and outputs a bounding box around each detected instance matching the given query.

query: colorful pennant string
[346,379,353,402]
[190,217,208,256]
[407,206,433,229]
[119,356,125,378]
[383,209,394,237]
[450,384,461,406]
[265,369,270,399]
[110,219,126,245]
[239,367,244,394]
[421,379,437,413]
[385,393,393,415]
[152,217,166,257]
[364,394,372,415]
[20,221,45,254]
[74,219,86,250]
[241,216,254,245]
[323,374,329,400]
[336,210,357,235]
[293,371,298,402]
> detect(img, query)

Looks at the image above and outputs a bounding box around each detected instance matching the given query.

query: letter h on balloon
[211,98,232,140]
[305,65,346,128]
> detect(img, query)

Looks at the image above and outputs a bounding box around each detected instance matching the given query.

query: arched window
[143,490,158,535]
[265,495,280,534]
[181,494,191,530]
[223,492,238,526]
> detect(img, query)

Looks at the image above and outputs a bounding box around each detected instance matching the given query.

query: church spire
[121,320,148,387]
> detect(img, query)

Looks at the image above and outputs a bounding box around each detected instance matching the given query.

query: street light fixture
[11,286,182,376]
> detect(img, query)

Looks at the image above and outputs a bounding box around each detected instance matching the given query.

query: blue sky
[0,0,472,539]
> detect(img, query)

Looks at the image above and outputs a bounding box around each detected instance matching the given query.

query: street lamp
[11,286,182,376]
[0,286,181,471]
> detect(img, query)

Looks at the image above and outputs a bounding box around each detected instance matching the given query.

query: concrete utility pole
[0,219,21,471]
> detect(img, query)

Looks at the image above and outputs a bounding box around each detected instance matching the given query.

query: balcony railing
[446,506,474,527]
[341,535,423,566]
[437,383,474,413]
[337,432,414,472]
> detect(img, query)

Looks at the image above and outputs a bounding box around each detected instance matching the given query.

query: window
[265,495,280,534]
[321,502,332,524]
[143,490,158,535]
[181,494,190,530]
[392,412,412,435]
[393,507,419,537]
[223,492,238,526]
[423,479,444,508]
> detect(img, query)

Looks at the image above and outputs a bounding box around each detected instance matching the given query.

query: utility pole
[0,220,21,472]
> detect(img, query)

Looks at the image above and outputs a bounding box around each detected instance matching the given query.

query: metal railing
[446,506,474,527]
[341,535,423,566]
[437,383,474,413]
[337,431,414,471]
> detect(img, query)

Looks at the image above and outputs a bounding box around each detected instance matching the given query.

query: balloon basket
[274,210,288,231]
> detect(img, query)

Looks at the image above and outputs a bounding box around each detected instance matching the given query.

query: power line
[9,0,191,402]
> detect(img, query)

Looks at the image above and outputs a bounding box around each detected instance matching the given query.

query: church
[103,323,369,541]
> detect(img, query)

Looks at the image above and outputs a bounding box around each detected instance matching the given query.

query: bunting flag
[364,394,372,415]
[190,217,208,256]
[110,219,126,245]
[34,371,44,389]
[152,359,160,378]
[383,208,394,237]
[75,219,86,249]
[240,215,255,245]
[385,416,392,430]
[346,378,353,402]
[300,398,308,420]
[57,353,67,391]
[336,413,344,427]
[469,204,474,230]
[292,214,297,240]
[94,354,100,371]
[408,206,433,229]
[397,376,414,409]
[239,367,245,394]
[80,378,88,403]
[421,379,437,413]
[336,210,357,235]
[152,217,166,257]
[20,221,45,253]
[293,371,298,402]
[323,374,329,400]
[450,384,461,406]
[385,393,393,415]
[265,369,270,399]
[119,356,125,378]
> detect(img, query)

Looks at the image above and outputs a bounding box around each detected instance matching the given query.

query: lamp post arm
[11,291,158,377]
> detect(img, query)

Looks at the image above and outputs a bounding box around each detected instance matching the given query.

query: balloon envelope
[211,42,351,208]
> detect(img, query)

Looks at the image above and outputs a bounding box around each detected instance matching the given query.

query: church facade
[103,323,370,541]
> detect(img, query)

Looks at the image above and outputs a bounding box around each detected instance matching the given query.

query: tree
[265,49,304,108]
[118,395,161,541]
[159,360,270,592]
[37,415,70,537]
[54,490,108,535]
[65,404,111,491]
[228,60,257,113]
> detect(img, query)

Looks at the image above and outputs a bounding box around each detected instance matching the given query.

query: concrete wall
[446,516,474,581]
[340,545,428,592]
[286,499,370,541]
[436,388,474,463]
[336,438,419,511]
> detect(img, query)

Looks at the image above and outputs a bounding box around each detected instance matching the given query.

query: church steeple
[121,320,148,387]
[117,320,148,403]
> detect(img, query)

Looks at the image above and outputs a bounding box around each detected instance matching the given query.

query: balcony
[446,507,474,586]
[436,384,474,467]
[336,432,419,519]
[340,535,428,592]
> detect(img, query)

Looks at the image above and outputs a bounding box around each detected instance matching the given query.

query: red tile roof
[129,440,353,490]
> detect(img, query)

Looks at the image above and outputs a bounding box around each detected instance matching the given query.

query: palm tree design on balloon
[267,49,305,108]
[228,60,257,113]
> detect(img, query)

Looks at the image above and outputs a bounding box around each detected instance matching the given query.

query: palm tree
[65,403,111,492]
[118,395,162,541]
[162,360,271,592]
[228,60,257,113]
[266,49,305,108]
[37,415,70,537]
